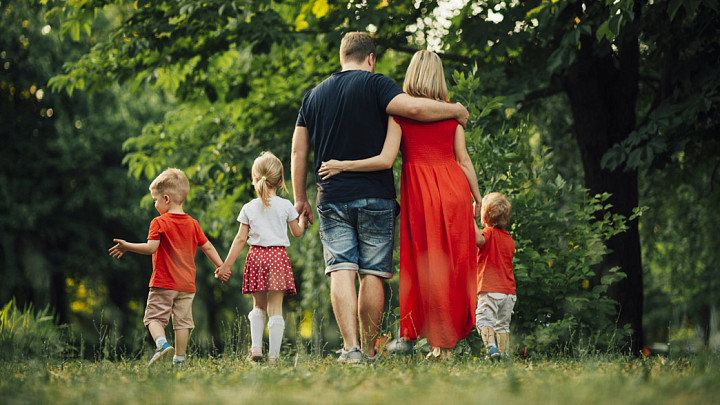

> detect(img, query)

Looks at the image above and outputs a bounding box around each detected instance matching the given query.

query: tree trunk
[563,33,644,354]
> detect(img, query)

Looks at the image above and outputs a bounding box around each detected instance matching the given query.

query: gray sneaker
[337,346,363,364]
[148,344,175,366]
[362,351,378,364]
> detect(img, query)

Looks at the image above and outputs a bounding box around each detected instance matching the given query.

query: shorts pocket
[317,205,344,239]
[357,207,393,236]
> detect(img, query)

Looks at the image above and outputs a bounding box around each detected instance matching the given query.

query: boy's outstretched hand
[109,239,129,259]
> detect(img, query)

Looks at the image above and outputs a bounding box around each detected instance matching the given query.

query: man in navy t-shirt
[291,32,468,364]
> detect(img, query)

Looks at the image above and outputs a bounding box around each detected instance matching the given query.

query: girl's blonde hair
[252,151,288,208]
[482,192,512,229]
[403,50,449,101]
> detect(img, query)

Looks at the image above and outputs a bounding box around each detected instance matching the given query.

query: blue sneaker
[173,359,185,369]
[148,343,174,366]
[485,344,501,360]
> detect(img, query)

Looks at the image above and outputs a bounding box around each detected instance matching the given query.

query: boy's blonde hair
[482,192,512,229]
[252,151,288,208]
[149,168,190,204]
[403,50,449,102]
[340,32,376,65]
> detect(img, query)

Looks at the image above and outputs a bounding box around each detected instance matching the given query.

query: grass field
[2,352,718,405]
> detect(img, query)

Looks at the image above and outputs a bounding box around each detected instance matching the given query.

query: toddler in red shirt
[109,168,223,368]
[474,192,515,360]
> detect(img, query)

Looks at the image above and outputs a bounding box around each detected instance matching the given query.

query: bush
[0,299,68,360]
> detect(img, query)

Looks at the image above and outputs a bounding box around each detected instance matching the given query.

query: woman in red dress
[318,51,482,359]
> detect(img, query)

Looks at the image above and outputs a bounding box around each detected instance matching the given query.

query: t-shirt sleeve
[147,217,162,240]
[481,227,493,243]
[238,204,249,225]
[194,220,209,247]
[373,74,403,110]
[296,91,310,127]
[285,199,299,222]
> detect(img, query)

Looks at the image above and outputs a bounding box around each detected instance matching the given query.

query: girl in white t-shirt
[215,151,307,365]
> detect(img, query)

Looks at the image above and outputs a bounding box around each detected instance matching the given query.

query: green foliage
[0,300,67,360]
[454,69,641,352]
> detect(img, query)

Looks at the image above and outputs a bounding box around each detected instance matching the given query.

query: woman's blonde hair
[482,192,512,229]
[252,151,288,208]
[403,50,448,101]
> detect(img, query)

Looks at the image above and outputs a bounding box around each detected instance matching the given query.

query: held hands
[214,264,231,283]
[294,200,314,226]
[108,239,129,259]
[318,160,345,180]
[473,200,481,220]
[298,212,308,230]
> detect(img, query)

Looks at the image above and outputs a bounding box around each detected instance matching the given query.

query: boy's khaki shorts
[143,287,195,330]
[475,292,516,334]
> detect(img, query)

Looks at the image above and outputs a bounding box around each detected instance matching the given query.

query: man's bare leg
[358,274,384,357]
[330,270,359,350]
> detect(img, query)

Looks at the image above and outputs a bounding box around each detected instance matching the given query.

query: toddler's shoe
[173,359,185,369]
[148,343,175,366]
[485,344,501,361]
[246,346,263,362]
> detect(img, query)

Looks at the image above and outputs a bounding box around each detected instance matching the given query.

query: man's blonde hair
[403,50,448,101]
[149,168,190,204]
[482,192,512,229]
[252,151,288,208]
[340,32,376,65]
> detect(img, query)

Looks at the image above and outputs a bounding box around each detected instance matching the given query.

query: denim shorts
[317,198,395,279]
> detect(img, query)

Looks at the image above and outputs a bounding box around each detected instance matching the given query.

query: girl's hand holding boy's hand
[214,265,231,283]
[298,213,308,229]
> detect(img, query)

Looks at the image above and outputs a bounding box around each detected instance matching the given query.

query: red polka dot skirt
[242,245,297,296]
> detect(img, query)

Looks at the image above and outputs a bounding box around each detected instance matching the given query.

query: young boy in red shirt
[109,168,223,368]
[474,192,515,360]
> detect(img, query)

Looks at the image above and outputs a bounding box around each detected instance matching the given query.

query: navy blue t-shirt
[296,70,403,205]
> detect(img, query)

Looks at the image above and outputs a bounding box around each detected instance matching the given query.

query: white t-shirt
[238,196,299,247]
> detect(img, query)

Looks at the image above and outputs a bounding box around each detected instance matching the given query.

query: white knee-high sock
[267,316,285,359]
[248,308,266,348]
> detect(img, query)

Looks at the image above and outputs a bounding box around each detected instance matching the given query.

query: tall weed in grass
[0,299,67,360]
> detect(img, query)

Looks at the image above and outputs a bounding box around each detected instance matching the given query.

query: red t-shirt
[147,213,209,293]
[476,226,516,295]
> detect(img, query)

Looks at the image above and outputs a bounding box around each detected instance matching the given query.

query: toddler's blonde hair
[403,50,449,102]
[252,151,288,208]
[482,192,512,229]
[149,168,190,204]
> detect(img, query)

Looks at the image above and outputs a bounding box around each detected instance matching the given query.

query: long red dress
[396,116,477,349]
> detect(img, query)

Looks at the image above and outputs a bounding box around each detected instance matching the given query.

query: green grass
[2,353,718,405]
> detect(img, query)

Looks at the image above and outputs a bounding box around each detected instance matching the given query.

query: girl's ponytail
[256,175,271,208]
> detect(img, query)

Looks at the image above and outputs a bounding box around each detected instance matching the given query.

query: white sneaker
[336,346,363,364]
